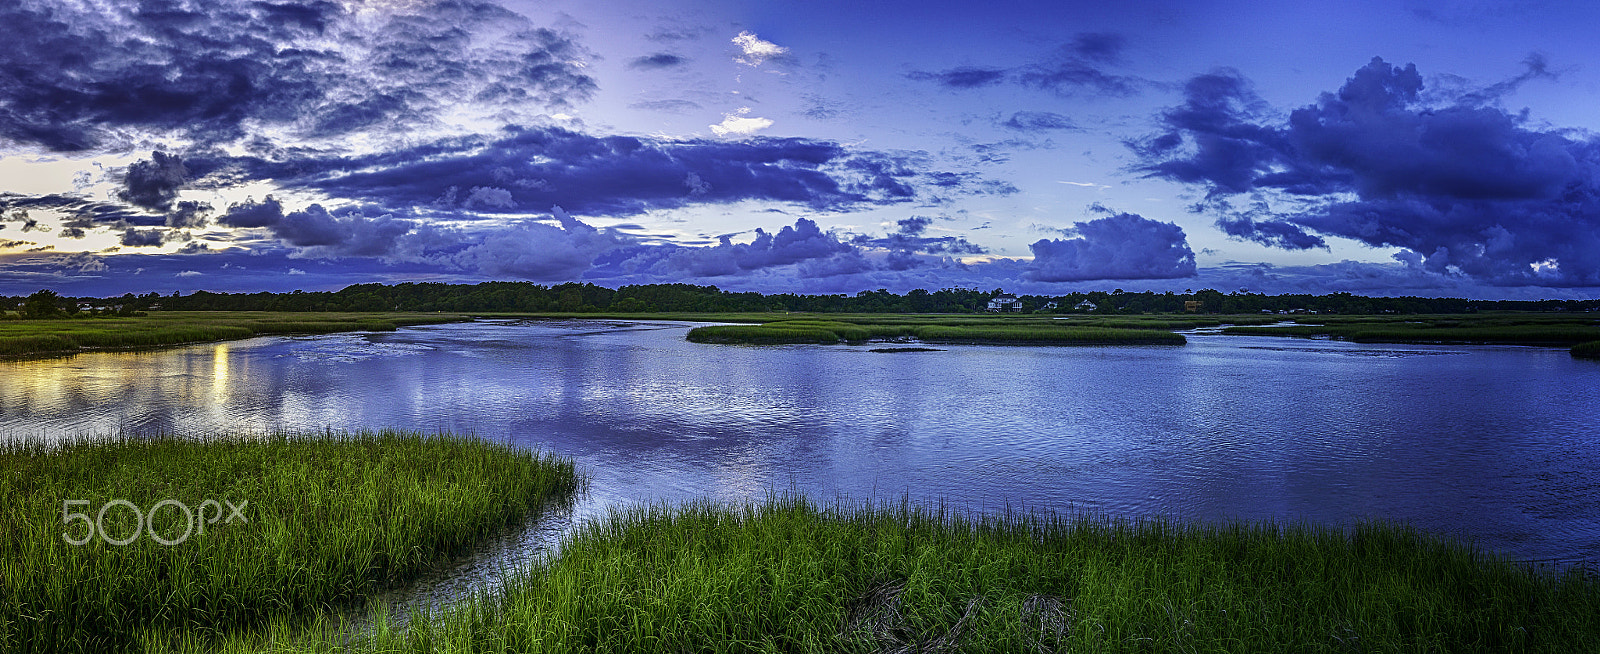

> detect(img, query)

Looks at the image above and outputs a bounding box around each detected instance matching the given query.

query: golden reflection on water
[211,342,231,403]
[0,341,267,437]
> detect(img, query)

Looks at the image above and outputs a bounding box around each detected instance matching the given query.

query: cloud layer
[1135,57,1600,286]
[196,127,966,218]
[0,0,594,151]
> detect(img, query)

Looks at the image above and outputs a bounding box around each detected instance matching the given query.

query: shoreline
[0,311,472,360]
[6,431,1598,651]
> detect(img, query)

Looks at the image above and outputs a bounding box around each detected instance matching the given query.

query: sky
[3,0,1600,299]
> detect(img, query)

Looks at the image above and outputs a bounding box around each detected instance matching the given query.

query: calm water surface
[4,319,1598,570]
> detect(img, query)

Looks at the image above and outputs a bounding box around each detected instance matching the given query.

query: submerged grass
[0,312,467,358]
[291,496,1599,653]
[0,430,580,653]
[1574,340,1600,359]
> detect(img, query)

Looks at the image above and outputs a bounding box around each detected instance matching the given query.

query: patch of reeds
[1573,340,1600,359]
[0,430,580,653]
[290,496,1599,653]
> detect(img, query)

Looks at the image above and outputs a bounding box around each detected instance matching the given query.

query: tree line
[3,283,1598,317]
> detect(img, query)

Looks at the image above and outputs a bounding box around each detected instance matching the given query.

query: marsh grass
[284,496,1599,653]
[1224,317,1600,345]
[0,312,467,358]
[1574,340,1600,359]
[0,430,579,653]
[686,318,1187,346]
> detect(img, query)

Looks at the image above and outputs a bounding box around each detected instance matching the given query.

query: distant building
[1184,300,1203,313]
[1073,300,1097,312]
[1041,301,1059,310]
[987,294,1023,312]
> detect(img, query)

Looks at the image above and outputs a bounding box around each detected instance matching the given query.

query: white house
[1073,300,1097,311]
[987,294,1023,312]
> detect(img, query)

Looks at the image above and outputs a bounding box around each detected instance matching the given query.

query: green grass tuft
[0,430,580,653]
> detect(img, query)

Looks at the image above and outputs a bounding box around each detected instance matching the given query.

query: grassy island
[0,430,579,653]
[685,316,1190,346]
[0,311,469,358]
[1219,314,1600,357]
[296,497,1598,653]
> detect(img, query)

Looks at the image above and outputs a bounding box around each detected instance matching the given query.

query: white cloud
[731,31,787,66]
[464,186,516,209]
[1058,181,1111,190]
[175,270,202,277]
[710,107,774,137]
[288,268,307,275]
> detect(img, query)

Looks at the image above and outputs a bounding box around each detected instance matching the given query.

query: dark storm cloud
[165,201,213,229]
[217,197,285,229]
[0,193,149,228]
[0,0,595,151]
[120,228,166,248]
[628,53,688,70]
[118,152,188,211]
[1025,212,1197,281]
[1001,111,1077,131]
[1216,212,1326,250]
[1135,56,1600,286]
[215,196,421,259]
[275,205,347,247]
[202,127,973,217]
[1205,197,1327,250]
[905,67,1009,89]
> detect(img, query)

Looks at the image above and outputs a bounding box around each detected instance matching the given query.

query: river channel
[4,319,1597,607]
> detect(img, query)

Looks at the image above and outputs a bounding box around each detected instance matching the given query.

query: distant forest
[5,282,1599,316]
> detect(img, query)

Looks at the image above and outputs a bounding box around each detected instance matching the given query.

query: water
[4,319,1598,578]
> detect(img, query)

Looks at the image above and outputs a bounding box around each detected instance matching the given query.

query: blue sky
[3,0,1600,299]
